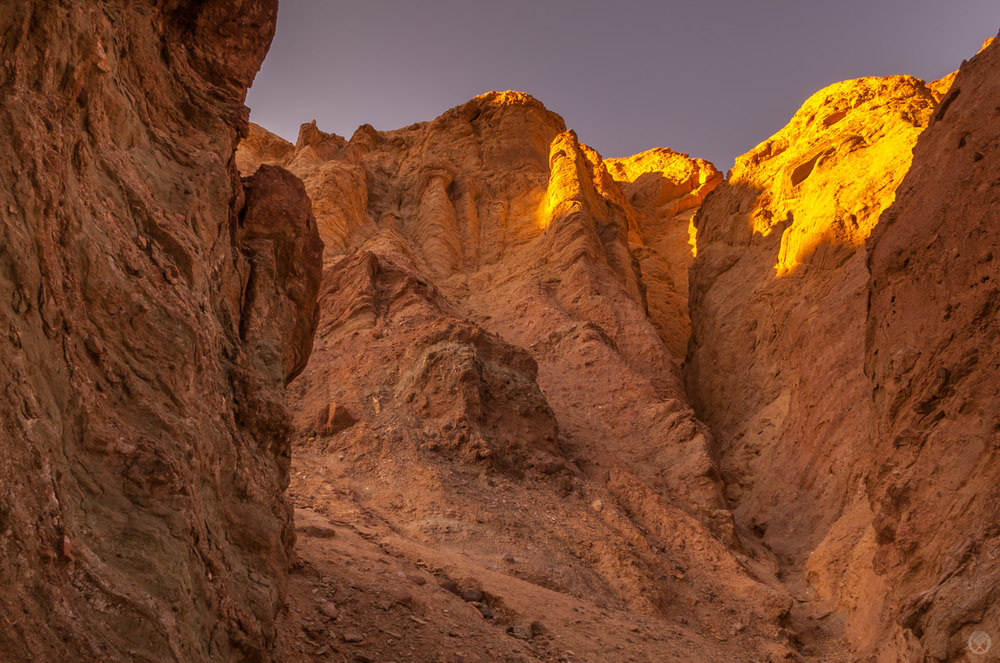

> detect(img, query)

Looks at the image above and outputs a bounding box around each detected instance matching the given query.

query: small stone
[529,621,546,637]
[460,589,483,603]
[341,630,365,643]
[501,553,516,564]
[507,625,532,641]
[318,601,339,620]
[591,499,603,512]
[84,336,103,357]
[476,603,494,619]
[302,621,327,639]
[438,577,460,595]
[407,573,427,586]
[315,401,357,435]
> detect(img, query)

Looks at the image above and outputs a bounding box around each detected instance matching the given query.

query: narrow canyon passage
[2,3,997,662]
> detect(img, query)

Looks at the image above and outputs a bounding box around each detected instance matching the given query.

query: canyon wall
[688,34,999,661]
[0,2,321,661]
[864,37,1000,660]
[241,94,806,660]
[686,71,938,609]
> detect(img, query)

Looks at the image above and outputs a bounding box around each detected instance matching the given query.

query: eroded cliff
[241,94,805,661]
[0,2,320,661]
[864,37,1000,660]
[687,33,1000,662]
[6,4,993,660]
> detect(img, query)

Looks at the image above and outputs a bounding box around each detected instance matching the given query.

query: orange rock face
[687,73,936,573]
[864,37,1000,661]
[6,4,993,659]
[0,2,321,661]
[243,94,801,660]
[605,148,722,357]
[687,34,1000,662]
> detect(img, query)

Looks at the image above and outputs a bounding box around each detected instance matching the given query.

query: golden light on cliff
[715,76,938,277]
[537,191,558,230]
[688,216,698,257]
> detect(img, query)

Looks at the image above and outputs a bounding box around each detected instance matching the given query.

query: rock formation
[3,2,996,660]
[864,36,1000,660]
[241,94,800,660]
[686,72,938,604]
[687,33,1000,662]
[0,2,320,661]
[605,149,722,358]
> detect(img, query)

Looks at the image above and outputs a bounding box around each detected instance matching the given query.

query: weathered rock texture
[0,2,321,661]
[687,34,1000,662]
[687,73,937,568]
[864,36,1000,661]
[242,94,800,660]
[605,149,722,358]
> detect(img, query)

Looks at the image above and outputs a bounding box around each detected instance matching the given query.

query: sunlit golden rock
[686,72,939,657]
[605,148,722,355]
[729,76,934,274]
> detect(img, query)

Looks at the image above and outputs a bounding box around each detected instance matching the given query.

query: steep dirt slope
[687,36,1000,662]
[0,2,321,661]
[864,37,1000,661]
[242,94,800,661]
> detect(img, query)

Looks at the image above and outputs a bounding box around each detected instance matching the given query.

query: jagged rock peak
[297,118,346,149]
[473,89,550,109]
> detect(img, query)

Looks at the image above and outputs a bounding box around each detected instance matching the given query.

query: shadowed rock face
[0,2,321,661]
[687,73,937,571]
[865,36,1000,661]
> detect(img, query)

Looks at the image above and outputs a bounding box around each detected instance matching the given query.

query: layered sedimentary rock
[242,93,798,659]
[0,2,321,661]
[687,35,1000,661]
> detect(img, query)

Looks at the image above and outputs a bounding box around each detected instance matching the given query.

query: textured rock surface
[864,36,1000,661]
[244,94,798,660]
[606,149,722,357]
[687,35,1000,662]
[687,73,936,566]
[0,2,321,661]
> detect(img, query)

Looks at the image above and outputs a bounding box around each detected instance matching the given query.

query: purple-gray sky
[246,1,999,170]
